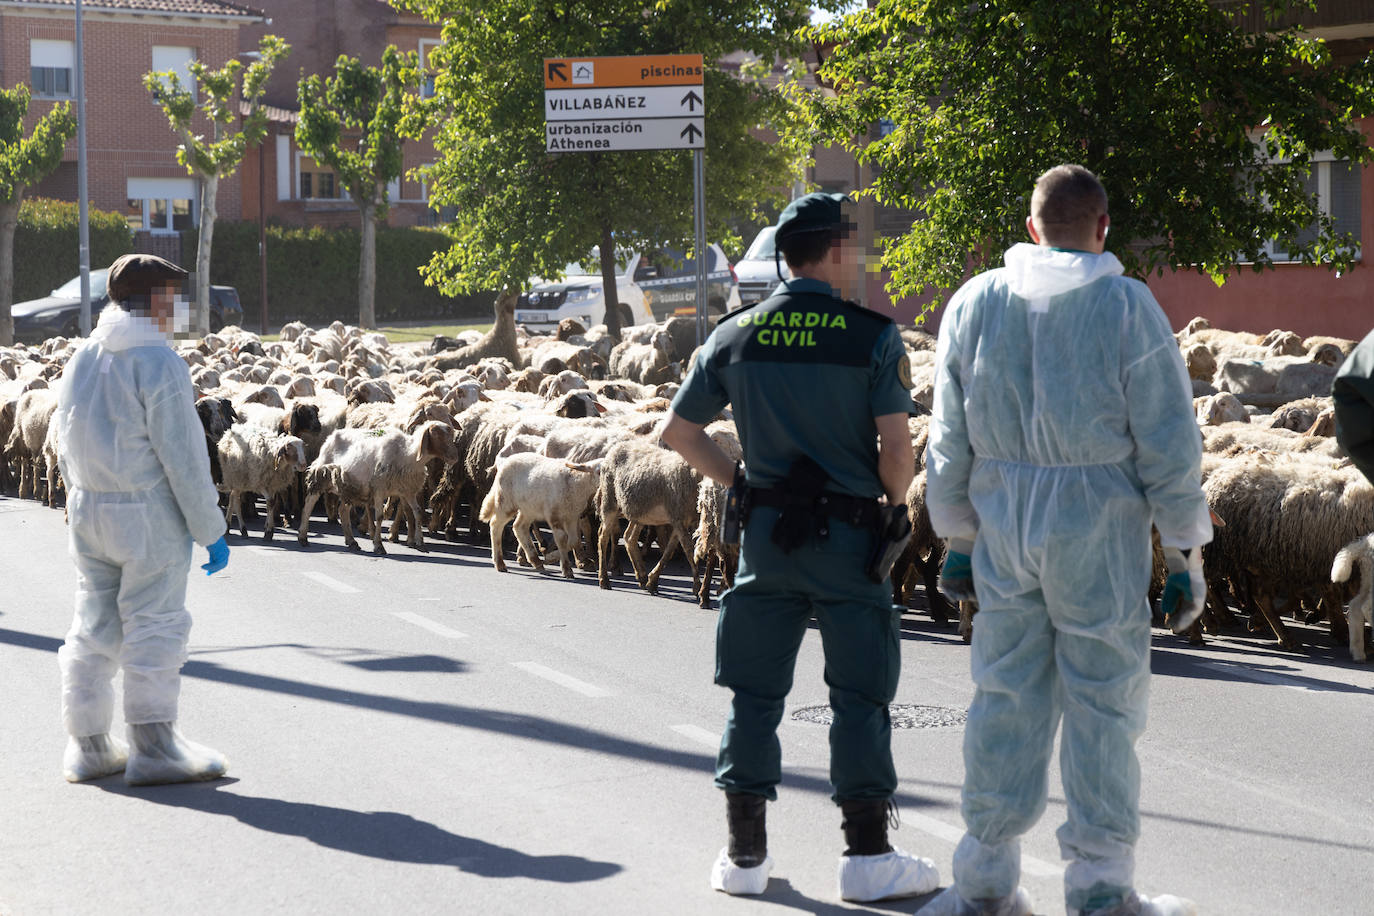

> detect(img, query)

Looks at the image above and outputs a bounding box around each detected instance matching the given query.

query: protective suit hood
[89,305,170,352]
[1002,243,1123,302]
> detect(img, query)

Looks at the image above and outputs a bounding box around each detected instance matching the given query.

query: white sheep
[596,436,701,595]
[217,428,308,539]
[1331,534,1374,662]
[479,453,605,578]
[608,330,677,386]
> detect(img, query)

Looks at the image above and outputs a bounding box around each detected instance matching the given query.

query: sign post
[544,54,710,345]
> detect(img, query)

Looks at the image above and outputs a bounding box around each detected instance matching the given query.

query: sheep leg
[405,500,427,551]
[552,526,575,579]
[511,512,546,573]
[597,509,620,590]
[918,547,953,625]
[624,522,650,589]
[1257,592,1299,651]
[644,529,680,595]
[45,461,59,509]
[488,507,511,573]
[263,492,277,541]
[18,458,31,500]
[1347,595,1369,663]
[340,499,362,552]
[958,599,978,644]
[698,551,717,609]
[370,496,388,556]
[296,490,322,546]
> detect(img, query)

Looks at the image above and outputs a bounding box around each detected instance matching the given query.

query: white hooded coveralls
[54,307,225,737]
[926,245,1211,912]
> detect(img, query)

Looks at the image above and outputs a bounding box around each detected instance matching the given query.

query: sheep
[479,453,605,577]
[608,330,677,386]
[9,387,58,501]
[596,437,701,595]
[1302,335,1358,359]
[556,317,587,340]
[1215,355,1338,400]
[889,469,953,628]
[1265,397,1331,433]
[539,369,589,400]
[298,421,461,554]
[1331,534,1374,662]
[233,384,286,411]
[217,428,308,539]
[692,477,738,608]
[1195,392,1249,426]
[195,396,240,487]
[1181,343,1217,381]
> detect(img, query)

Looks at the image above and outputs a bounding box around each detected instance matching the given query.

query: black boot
[725,792,768,867]
[840,798,895,857]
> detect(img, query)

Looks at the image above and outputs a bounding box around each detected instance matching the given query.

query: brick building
[235,0,443,230]
[0,0,265,260]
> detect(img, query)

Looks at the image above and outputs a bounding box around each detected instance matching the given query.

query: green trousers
[714,506,900,802]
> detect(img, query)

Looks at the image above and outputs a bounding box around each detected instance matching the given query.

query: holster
[864,504,913,584]
[766,456,832,553]
[721,463,748,547]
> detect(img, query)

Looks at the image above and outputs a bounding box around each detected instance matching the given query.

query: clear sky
[811,2,865,25]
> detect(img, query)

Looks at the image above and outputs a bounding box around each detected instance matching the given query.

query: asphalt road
[2,496,1372,916]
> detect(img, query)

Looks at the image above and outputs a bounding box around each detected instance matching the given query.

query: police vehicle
[515,245,740,331]
[733,226,792,306]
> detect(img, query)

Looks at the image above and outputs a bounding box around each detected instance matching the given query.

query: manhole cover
[791,704,967,729]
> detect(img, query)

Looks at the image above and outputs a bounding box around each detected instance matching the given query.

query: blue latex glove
[201,536,230,576]
[939,537,976,603]
[1161,546,1205,633]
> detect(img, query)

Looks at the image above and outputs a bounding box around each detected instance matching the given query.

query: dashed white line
[303,571,360,594]
[393,612,468,639]
[512,661,611,697]
[671,724,721,749]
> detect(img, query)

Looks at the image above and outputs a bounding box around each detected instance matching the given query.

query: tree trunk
[0,194,21,347]
[599,219,622,339]
[197,173,218,336]
[358,193,377,330]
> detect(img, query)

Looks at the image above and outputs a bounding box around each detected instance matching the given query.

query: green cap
[775,192,853,242]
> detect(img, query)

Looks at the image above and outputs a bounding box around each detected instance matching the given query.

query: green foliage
[13,198,132,301]
[0,84,76,204]
[181,221,495,324]
[144,35,290,179]
[295,46,419,217]
[391,0,842,296]
[801,0,1374,305]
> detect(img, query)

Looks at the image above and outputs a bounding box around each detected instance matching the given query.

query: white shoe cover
[837,846,940,902]
[125,722,227,786]
[920,885,1034,916]
[710,846,773,895]
[63,734,129,783]
[1071,891,1199,916]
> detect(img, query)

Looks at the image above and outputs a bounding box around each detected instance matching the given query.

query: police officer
[661,193,938,903]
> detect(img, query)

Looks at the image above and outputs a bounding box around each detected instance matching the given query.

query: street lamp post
[75,0,91,335]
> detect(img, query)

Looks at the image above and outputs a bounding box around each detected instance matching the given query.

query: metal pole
[692,148,706,348]
[75,0,91,335]
[258,140,267,334]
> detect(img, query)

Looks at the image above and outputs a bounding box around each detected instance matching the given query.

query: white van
[734,226,792,306]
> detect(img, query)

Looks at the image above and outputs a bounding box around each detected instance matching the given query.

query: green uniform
[1334,328,1374,484]
[671,277,915,802]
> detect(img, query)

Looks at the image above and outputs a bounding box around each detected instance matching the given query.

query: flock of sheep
[1,300,1372,664]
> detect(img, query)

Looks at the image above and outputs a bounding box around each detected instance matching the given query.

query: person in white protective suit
[922,165,1211,916]
[54,253,232,786]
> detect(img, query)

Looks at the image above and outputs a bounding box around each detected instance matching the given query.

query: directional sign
[544,54,704,153]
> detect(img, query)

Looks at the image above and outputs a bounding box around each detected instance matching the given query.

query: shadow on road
[92,778,620,882]
[1149,646,1374,696]
[746,877,940,914]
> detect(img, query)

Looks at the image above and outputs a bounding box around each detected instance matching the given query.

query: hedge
[14,198,133,302]
[182,221,497,327]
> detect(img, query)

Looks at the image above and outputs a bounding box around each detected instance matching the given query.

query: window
[126,177,198,233]
[1265,154,1363,262]
[419,39,440,99]
[297,155,344,200]
[30,39,74,99]
[151,45,197,101]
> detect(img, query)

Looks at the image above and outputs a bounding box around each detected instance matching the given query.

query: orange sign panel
[544,54,704,90]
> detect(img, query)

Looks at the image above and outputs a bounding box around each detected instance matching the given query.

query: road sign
[544,54,704,153]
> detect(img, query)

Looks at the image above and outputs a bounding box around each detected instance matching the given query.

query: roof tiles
[0,0,265,19]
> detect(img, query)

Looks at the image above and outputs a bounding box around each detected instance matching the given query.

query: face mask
[172,294,193,335]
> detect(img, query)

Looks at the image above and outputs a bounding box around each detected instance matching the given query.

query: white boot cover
[125,722,227,786]
[837,847,940,902]
[1071,891,1199,916]
[710,846,773,895]
[920,885,1035,916]
[63,734,129,783]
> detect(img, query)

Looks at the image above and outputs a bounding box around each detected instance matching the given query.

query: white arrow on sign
[546,117,705,152]
[544,85,705,122]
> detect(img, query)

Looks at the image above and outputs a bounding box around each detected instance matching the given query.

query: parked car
[734,225,791,306]
[514,244,740,332]
[10,269,244,344]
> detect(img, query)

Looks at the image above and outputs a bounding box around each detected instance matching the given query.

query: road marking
[1193,660,1371,694]
[512,661,611,697]
[393,612,468,639]
[303,571,360,594]
[671,724,721,748]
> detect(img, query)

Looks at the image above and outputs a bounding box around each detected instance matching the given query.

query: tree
[145,35,289,334]
[0,85,75,346]
[800,0,1374,307]
[296,46,420,330]
[394,0,838,338]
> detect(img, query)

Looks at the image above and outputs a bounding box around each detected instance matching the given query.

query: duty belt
[747,487,883,529]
